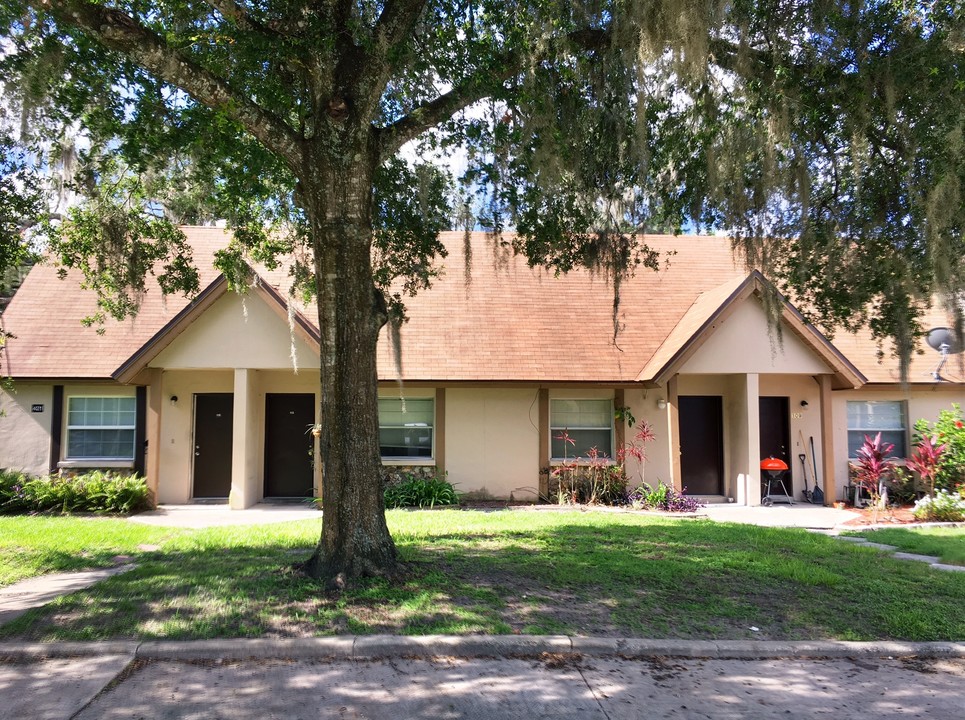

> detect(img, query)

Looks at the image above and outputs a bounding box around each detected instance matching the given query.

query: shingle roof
[2,226,958,386]
[374,232,746,382]
[1,227,229,379]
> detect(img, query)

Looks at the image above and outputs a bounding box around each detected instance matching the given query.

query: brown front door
[759,396,791,494]
[679,395,724,495]
[264,393,315,498]
[193,393,233,498]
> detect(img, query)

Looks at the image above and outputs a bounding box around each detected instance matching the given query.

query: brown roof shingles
[2,227,229,379]
[2,226,954,386]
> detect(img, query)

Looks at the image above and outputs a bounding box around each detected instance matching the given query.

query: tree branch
[377,27,613,157]
[355,0,429,114]
[34,0,304,171]
[204,0,267,33]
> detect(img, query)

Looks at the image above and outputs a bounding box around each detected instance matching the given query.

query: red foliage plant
[854,432,895,521]
[907,435,946,498]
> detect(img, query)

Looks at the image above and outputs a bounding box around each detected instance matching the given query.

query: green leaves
[0,0,961,375]
[52,174,200,323]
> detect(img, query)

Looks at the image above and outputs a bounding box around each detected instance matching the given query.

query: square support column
[668,375,681,491]
[144,369,163,505]
[819,375,836,504]
[538,389,549,500]
[734,373,761,505]
[230,368,260,509]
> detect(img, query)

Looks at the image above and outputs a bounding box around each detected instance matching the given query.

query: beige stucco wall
[669,373,829,503]
[0,382,53,476]
[157,370,234,503]
[622,387,672,487]
[152,291,318,370]
[831,386,965,498]
[445,387,541,500]
[680,298,830,375]
[156,368,318,505]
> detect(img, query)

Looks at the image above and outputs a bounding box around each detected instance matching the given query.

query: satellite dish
[925,327,963,381]
[926,327,963,355]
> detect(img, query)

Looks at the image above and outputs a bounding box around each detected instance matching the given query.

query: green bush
[913,404,965,493]
[384,473,458,509]
[0,469,151,515]
[912,490,965,522]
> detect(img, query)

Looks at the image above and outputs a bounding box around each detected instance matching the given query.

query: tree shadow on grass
[2,519,963,642]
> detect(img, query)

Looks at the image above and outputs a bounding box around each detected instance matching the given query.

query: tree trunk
[300,133,397,585]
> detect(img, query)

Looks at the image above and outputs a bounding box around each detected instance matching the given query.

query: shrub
[384,473,458,509]
[912,490,965,522]
[0,470,151,515]
[854,432,895,522]
[629,481,703,513]
[913,404,965,493]
[885,467,921,506]
[550,456,630,506]
[550,422,655,507]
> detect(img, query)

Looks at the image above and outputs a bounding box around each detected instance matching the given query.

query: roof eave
[641,271,866,389]
[112,275,229,384]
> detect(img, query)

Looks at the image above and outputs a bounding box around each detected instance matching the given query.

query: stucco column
[668,375,681,491]
[734,373,762,505]
[538,389,549,500]
[230,368,260,509]
[144,369,163,505]
[819,374,836,504]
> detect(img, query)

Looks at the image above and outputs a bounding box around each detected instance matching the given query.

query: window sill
[550,458,618,466]
[381,458,436,467]
[58,460,135,470]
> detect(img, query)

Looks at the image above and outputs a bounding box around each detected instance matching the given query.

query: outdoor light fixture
[170,395,179,406]
[800,400,809,408]
[657,398,668,410]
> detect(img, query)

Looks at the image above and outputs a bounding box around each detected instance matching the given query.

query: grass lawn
[1,510,963,642]
[852,526,965,566]
[0,516,180,587]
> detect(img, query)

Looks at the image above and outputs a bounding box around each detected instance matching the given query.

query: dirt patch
[841,506,919,526]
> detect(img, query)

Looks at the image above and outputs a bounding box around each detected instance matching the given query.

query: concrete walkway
[2,638,964,719]
[0,565,135,626]
[822,533,965,574]
[700,502,859,529]
[129,503,321,528]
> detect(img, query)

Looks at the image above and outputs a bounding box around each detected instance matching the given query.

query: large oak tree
[1,0,962,583]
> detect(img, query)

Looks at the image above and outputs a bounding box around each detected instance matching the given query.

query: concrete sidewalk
[129,503,321,528]
[0,565,136,626]
[2,639,963,719]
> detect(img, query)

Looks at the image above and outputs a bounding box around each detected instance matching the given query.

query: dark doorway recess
[759,396,791,494]
[193,393,233,498]
[264,393,315,498]
[679,395,724,495]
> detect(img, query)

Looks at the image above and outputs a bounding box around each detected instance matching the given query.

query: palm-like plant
[854,432,895,523]
[907,435,946,499]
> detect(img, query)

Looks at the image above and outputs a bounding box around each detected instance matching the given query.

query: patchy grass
[1,511,964,642]
[0,516,179,587]
[852,526,965,566]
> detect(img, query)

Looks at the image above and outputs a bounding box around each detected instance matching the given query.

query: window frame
[378,396,435,462]
[549,398,615,461]
[64,394,137,462]
[846,399,908,459]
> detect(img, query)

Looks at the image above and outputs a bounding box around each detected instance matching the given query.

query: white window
[66,396,136,460]
[847,400,906,458]
[551,398,613,459]
[379,397,433,459]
